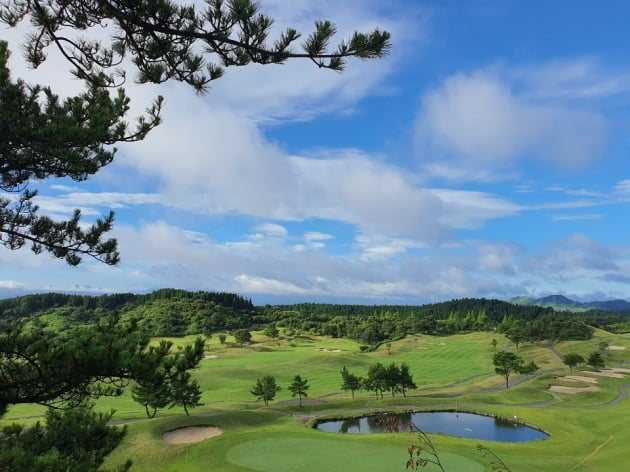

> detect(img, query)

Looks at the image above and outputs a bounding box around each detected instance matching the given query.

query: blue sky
[1,0,630,305]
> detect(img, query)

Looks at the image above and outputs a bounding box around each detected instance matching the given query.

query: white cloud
[255,224,289,238]
[526,234,619,274]
[428,189,521,231]
[304,232,334,243]
[474,241,521,274]
[551,213,604,221]
[34,192,163,216]
[415,69,607,172]
[512,57,630,102]
[616,180,630,194]
[0,280,26,289]
[118,93,521,247]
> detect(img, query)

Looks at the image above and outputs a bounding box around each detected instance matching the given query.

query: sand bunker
[585,370,624,378]
[563,375,599,383]
[162,426,223,444]
[607,345,626,350]
[316,348,343,352]
[204,355,218,359]
[549,385,600,394]
[609,368,630,374]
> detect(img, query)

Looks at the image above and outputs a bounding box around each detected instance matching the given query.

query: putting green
[226,436,483,472]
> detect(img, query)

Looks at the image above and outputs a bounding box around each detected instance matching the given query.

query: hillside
[0,290,594,341]
[511,295,630,312]
[0,289,256,335]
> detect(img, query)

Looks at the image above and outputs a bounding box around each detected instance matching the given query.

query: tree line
[2,290,598,345]
[249,363,417,408]
[341,363,417,400]
[0,289,256,335]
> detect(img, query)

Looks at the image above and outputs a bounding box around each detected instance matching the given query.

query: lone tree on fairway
[169,370,203,416]
[505,320,528,351]
[519,360,539,378]
[131,337,205,418]
[382,362,418,397]
[397,362,417,397]
[563,353,584,372]
[251,375,281,406]
[587,351,605,371]
[364,362,387,399]
[493,351,524,390]
[288,375,310,407]
[233,329,252,346]
[340,366,362,399]
[132,376,171,419]
[264,324,280,341]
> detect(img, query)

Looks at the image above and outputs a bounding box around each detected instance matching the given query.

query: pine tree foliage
[287,374,309,407]
[0,317,204,470]
[250,375,280,406]
[0,0,390,265]
[0,2,390,469]
[340,365,362,400]
[0,41,161,265]
[0,317,204,410]
[0,0,391,92]
[0,405,132,472]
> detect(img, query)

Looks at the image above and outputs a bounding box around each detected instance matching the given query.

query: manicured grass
[8,330,630,471]
[225,435,483,472]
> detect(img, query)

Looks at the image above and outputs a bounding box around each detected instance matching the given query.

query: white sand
[584,370,624,378]
[563,375,599,383]
[162,426,223,444]
[550,367,629,394]
[549,385,600,394]
[607,345,626,350]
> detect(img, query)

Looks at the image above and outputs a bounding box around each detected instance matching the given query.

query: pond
[316,411,548,442]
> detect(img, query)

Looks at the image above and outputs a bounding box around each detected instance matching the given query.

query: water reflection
[316,411,548,442]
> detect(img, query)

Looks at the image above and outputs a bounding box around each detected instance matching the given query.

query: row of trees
[0,290,257,336]
[563,351,606,371]
[250,375,310,407]
[264,303,595,347]
[341,363,417,399]
[249,363,418,408]
[499,314,593,349]
[1,289,599,345]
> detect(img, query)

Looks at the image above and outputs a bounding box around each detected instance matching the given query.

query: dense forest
[265,298,596,345]
[0,289,255,335]
[1,290,623,345]
[576,309,630,333]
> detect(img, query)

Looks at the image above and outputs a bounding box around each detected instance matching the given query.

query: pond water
[316,411,548,442]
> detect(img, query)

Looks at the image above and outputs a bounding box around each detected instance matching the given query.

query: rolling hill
[510,295,630,312]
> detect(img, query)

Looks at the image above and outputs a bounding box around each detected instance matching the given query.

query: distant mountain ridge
[510,295,630,311]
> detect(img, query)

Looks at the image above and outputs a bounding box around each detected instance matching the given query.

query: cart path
[570,435,613,470]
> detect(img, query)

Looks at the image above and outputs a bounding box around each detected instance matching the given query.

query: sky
[1,0,630,305]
